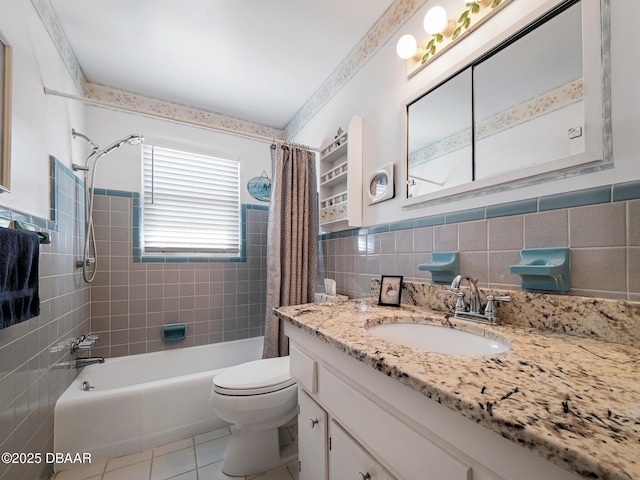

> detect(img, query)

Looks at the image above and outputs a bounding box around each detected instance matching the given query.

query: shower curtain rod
[43,87,320,152]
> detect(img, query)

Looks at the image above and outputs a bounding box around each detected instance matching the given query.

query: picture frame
[378,275,403,307]
[0,32,12,193]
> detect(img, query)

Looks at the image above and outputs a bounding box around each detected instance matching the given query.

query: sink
[367,323,510,356]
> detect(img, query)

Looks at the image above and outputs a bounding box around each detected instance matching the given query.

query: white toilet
[210,356,298,477]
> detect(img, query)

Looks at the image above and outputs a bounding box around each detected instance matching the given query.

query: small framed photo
[378,275,403,307]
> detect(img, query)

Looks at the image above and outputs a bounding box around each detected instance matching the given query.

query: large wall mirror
[404,0,610,205]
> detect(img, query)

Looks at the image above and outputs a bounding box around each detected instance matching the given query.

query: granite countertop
[275,299,640,480]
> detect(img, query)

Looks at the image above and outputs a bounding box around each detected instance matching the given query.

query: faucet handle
[484,294,512,321]
[486,294,512,303]
[445,289,467,312]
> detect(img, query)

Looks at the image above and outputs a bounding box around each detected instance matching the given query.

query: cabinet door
[329,420,384,480]
[299,389,328,480]
[383,469,398,480]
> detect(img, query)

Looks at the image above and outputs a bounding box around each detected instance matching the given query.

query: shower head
[72,130,145,171]
[101,133,145,155]
[102,134,145,155]
[126,134,144,146]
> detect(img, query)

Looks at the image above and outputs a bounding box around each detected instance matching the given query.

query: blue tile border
[0,156,81,232]
[486,199,538,219]
[539,185,611,211]
[612,180,640,202]
[319,180,639,241]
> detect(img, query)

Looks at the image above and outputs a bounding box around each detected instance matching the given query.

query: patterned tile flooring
[51,427,298,480]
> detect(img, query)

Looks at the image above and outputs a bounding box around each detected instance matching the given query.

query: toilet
[210,356,298,477]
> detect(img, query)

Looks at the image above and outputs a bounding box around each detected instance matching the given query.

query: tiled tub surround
[319,182,640,302]
[276,287,640,480]
[88,192,268,358]
[0,158,91,480]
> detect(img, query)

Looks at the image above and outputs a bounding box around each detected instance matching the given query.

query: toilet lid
[212,356,296,396]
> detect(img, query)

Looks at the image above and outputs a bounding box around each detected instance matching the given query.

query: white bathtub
[54,336,264,468]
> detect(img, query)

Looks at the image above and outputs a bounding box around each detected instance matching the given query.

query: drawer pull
[358,473,371,480]
[309,418,319,428]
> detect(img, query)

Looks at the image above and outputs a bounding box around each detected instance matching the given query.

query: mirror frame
[402,0,611,208]
[0,32,12,193]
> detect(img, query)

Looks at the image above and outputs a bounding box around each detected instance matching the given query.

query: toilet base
[222,417,298,477]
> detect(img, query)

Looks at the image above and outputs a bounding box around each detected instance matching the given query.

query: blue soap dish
[509,248,570,292]
[418,252,459,284]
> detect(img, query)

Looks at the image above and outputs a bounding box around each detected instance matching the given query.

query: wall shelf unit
[319,116,363,232]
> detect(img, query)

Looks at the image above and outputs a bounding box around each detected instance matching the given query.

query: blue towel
[0,227,40,329]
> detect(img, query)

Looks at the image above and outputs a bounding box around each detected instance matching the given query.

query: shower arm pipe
[44,87,321,152]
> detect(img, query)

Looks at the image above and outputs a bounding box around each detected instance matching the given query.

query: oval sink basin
[367,323,509,356]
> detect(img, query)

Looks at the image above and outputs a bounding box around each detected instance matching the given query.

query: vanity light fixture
[396,34,420,60]
[423,6,456,37]
[397,0,513,78]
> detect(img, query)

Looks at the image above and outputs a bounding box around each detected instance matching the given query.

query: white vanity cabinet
[286,323,582,480]
[291,341,469,480]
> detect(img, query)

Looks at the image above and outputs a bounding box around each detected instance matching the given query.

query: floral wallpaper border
[410,79,584,167]
[285,0,426,139]
[33,0,424,142]
[85,84,286,141]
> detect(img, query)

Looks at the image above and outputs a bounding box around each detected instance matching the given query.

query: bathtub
[54,336,264,468]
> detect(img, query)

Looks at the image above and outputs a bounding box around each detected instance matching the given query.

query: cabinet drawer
[290,344,317,393]
[320,366,471,480]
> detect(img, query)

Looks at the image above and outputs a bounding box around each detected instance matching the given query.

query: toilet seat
[213,356,295,396]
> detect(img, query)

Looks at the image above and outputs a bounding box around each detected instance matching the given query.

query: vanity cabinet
[298,387,398,480]
[286,323,581,480]
[319,116,363,232]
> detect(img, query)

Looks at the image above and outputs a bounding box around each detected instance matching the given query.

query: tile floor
[51,427,298,480]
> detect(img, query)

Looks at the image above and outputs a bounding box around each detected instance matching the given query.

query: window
[142,144,240,256]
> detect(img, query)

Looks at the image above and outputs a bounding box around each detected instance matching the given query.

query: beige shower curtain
[263,142,318,358]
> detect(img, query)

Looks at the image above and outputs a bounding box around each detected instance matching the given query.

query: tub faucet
[446,274,511,325]
[75,357,105,368]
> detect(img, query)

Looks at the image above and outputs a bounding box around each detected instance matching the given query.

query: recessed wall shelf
[418,251,459,284]
[509,248,571,292]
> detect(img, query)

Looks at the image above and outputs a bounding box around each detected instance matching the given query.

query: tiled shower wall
[88,193,268,358]
[0,158,90,480]
[320,183,640,302]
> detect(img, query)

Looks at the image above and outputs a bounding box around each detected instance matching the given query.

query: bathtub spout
[75,357,105,368]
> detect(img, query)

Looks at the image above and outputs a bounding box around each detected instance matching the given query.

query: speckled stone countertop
[275,298,640,480]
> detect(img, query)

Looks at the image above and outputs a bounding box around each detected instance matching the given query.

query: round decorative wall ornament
[247,171,272,202]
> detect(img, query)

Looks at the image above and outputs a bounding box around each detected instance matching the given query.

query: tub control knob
[358,473,371,480]
[309,418,319,428]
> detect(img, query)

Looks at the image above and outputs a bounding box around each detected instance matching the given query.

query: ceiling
[49,0,395,131]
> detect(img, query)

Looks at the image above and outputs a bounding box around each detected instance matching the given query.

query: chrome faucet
[449,275,482,314]
[446,274,511,325]
[75,357,105,368]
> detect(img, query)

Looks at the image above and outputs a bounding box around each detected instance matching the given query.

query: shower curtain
[263,142,318,358]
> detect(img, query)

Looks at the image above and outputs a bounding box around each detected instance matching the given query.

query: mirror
[0,33,11,193]
[407,68,472,198]
[474,2,583,180]
[404,0,608,205]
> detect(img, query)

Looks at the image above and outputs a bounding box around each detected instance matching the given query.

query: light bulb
[424,6,448,35]
[396,34,418,59]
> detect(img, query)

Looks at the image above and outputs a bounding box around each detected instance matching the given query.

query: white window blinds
[142,144,241,254]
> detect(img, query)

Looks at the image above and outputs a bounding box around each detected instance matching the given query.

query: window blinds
[142,145,240,254]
